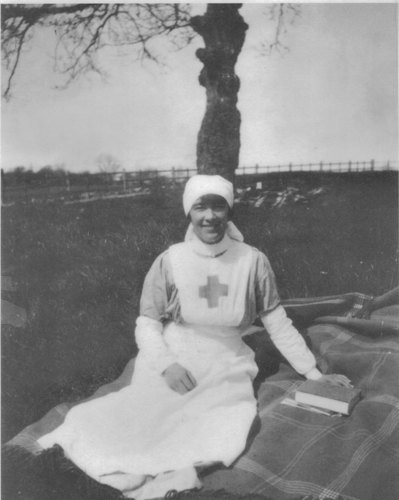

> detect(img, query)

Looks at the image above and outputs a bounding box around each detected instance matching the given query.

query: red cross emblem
[199,275,229,308]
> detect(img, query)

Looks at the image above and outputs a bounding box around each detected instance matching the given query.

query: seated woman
[36,175,351,500]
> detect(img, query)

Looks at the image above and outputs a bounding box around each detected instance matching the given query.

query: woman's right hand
[318,373,353,388]
[162,362,197,394]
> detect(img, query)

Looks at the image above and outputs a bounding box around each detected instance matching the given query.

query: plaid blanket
[6,306,399,500]
[203,306,399,500]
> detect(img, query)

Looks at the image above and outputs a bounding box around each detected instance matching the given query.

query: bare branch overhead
[2,3,300,100]
[262,3,301,54]
[1,3,193,98]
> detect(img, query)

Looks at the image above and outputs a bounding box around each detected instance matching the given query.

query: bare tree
[96,153,121,174]
[1,3,298,182]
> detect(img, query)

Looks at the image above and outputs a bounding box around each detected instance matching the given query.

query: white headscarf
[183,174,243,243]
[183,175,234,216]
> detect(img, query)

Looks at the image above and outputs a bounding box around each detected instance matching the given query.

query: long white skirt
[38,322,258,498]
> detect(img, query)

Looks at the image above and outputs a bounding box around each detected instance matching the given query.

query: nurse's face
[189,194,230,244]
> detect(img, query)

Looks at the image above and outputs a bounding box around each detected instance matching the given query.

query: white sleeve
[261,305,322,380]
[135,316,178,374]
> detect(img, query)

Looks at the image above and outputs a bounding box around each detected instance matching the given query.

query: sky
[1,2,398,173]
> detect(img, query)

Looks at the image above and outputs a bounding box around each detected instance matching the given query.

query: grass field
[2,170,398,499]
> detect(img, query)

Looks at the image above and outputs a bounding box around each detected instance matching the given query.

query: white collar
[184,221,244,258]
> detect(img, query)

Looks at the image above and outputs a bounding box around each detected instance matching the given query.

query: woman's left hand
[318,373,353,388]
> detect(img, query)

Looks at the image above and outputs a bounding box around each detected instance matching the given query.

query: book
[281,397,342,417]
[294,380,362,415]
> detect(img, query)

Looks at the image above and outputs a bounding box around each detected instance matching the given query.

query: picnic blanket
[203,305,399,500]
[5,304,399,500]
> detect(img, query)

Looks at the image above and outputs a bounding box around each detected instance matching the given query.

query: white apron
[38,237,259,499]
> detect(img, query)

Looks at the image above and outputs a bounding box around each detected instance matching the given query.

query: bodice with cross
[168,239,254,327]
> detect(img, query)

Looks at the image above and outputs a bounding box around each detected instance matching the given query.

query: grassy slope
[238,172,398,297]
[2,174,397,500]
[1,172,398,499]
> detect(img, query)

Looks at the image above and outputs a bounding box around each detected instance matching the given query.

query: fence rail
[237,159,397,175]
[2,160,397,205]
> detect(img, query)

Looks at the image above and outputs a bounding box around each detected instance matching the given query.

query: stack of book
[283,380,362,416]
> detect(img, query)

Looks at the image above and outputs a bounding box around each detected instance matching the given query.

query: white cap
[183,175,234,215]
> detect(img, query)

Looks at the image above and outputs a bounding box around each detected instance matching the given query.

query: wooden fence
[2,160,397,205]
[237,159,396,176]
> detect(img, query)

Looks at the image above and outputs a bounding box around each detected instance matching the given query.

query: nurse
[38,174,351,500]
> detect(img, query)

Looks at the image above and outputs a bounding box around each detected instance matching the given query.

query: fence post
[45,172,50,199]
[1,169,4,203]
[172,167,176,187]
[370,159,374,171]
[319,161,323,172]
[348,161,352,172]
[289,163,292,172]
[65,170,70,192]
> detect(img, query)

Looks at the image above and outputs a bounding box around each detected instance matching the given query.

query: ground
[1,170,398,500]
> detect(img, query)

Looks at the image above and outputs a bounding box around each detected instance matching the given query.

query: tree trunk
[191,4,248,183]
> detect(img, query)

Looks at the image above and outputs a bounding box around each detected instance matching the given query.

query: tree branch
[262,3,301,55]
[3,22,30,99]
[1,3,193,98]
[1,4,99,25]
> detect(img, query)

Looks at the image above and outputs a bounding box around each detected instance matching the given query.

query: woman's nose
[203,208,216,220]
